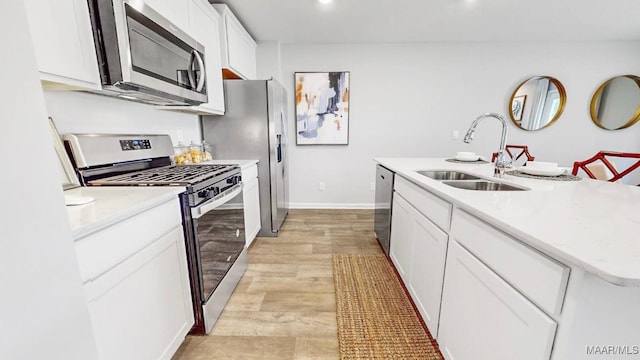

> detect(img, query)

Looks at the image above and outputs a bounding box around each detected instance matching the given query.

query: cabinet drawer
[394,176,451,231]
[452,208,569,315]
[75,199,182,283]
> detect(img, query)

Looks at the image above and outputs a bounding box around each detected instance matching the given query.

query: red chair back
[572,151,640,182]
[492,145,535,164]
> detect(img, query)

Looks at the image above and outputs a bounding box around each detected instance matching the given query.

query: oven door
[190,183,245,302]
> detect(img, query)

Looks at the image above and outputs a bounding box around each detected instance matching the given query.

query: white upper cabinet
[143,0,190,32]
[24,0,101,90]
[212,4,257,80]
[185,0,225,114]
[156,0,226,115]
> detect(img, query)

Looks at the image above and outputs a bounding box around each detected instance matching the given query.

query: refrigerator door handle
[276,134,282,163]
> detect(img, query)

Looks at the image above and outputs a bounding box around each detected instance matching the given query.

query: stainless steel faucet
[463,113,512,177]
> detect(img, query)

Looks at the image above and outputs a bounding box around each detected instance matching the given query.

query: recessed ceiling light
[318,0,333,4]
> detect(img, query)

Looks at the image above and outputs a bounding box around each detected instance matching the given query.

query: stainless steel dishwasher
[374,164,394,255]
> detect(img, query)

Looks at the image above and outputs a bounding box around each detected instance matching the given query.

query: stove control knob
[198,189,211,198]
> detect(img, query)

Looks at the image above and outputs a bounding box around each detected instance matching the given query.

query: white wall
[44,91,202,146]
[256,41,283,84]
[277,42,640,207]
[1,1,98,358]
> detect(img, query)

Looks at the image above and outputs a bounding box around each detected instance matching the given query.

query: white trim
[289,202,375,209]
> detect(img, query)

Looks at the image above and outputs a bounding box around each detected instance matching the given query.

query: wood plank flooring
[172,209,381,359]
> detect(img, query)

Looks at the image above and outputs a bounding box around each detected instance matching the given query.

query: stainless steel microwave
[87,0,207,105]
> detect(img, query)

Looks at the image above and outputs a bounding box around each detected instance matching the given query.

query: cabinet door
[407,208,448,339]
[390,191,448,338]
[224,17,257,79]
[438,241,557,360]
[24,0,101,90]
[243,176,261,246]
[144,0,190,32]
[188,0,225,114]
[84,227,194,360]
[213,4,257,80]
[389,194,414,283]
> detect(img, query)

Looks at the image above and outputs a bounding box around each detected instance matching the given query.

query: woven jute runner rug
[332,254,443,359]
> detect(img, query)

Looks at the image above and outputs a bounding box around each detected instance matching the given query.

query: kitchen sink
[417,170,481,181]
[442,180,528,191]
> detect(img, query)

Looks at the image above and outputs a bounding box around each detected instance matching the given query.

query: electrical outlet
[452,130,459,140]
[319,182,325,191]
[370,182,375,191]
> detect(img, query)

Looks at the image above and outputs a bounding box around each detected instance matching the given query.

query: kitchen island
[375,158,640,360]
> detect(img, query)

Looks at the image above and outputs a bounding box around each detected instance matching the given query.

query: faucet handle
[493,150,512,178]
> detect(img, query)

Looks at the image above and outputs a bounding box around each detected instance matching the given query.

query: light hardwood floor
[172,209,381,359]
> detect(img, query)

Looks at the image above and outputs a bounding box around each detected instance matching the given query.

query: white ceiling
[212,0,640,43]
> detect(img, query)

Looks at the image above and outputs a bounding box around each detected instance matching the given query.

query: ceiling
[212,0,640,44]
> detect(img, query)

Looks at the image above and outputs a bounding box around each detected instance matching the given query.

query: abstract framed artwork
[512,95,526,122]
[295,71,350,145]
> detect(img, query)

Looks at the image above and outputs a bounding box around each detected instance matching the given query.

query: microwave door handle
[192,51,206,92]
[187,51,197,90]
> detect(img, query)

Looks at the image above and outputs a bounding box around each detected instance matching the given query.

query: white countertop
[375,157,640,286]
[206,159,258,169]
[65,186,185,240]
[64,162,257,240]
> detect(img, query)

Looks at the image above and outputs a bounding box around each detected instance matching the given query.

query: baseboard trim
[289,203,375,209]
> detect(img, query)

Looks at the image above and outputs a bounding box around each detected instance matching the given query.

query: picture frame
[294,71,350,145]
[512,95,526,122]
[49,117,80,190]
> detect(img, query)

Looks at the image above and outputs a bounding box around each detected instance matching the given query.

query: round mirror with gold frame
[590,75,640,130]
[508,76,567,131]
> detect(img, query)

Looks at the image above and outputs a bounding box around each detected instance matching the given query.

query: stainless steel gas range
[64,133,246,334]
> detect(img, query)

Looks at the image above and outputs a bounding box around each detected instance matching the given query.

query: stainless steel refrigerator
[201,79,289,237]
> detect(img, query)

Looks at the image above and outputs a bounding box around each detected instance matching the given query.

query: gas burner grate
[91,164,237,186]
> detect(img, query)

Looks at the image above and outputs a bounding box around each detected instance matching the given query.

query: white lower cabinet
[390,185,449,338]
[389,195,414,282]
[406,201,448,338]
[78,198,193,360]
[242,163,261,246]
[384,171,640,360]
[438,241,557,360]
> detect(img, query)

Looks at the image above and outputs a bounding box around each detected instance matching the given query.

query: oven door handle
[192,183,243,219]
